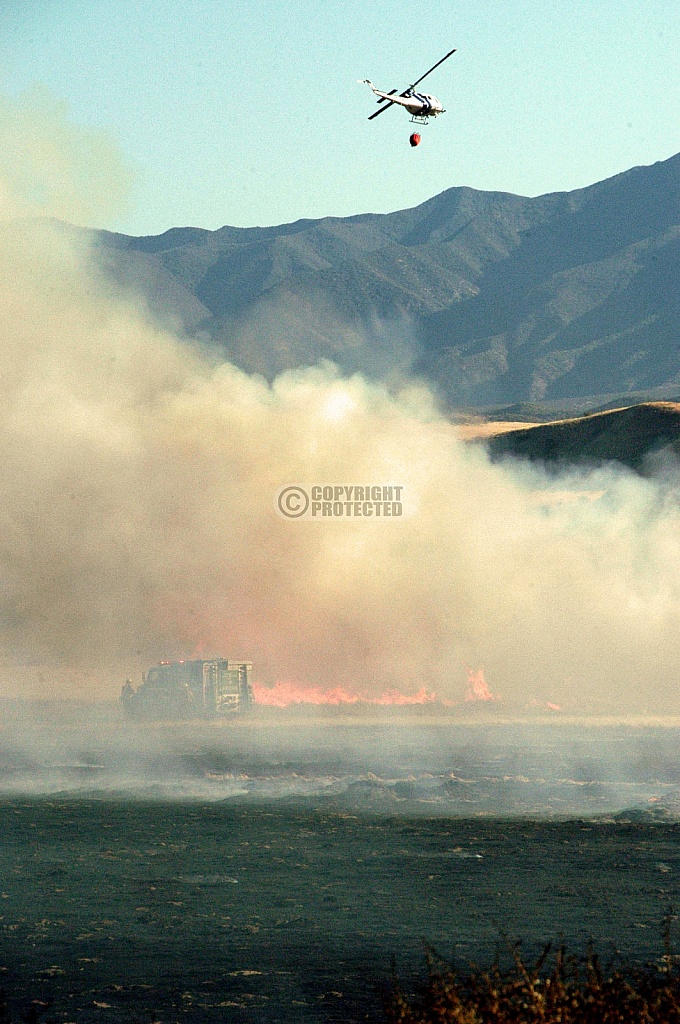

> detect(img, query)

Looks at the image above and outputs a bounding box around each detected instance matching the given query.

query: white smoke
[0,86,679,712]
[0,83,132,225]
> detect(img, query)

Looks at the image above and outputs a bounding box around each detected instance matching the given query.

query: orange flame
[464,667,498,702]
[252,681,436,707]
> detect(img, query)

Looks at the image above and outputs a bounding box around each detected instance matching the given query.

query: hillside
[91,153,680,407]
[487,402,680,473]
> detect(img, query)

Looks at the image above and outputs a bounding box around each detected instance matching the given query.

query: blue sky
[0,0,678,235]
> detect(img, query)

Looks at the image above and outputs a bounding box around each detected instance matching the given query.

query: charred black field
[1,716,680,1022]
[1,802,680,1023]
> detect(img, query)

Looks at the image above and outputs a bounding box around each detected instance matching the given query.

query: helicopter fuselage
[362,82,444,118]
[392,90,444,117]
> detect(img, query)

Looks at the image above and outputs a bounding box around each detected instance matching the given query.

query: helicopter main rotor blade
[377,88,399,104]
[408,47,456,90]
[368,100,396,120]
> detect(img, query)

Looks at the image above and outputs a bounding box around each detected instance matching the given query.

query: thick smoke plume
[2,214,680,711]
[2,90,680,711]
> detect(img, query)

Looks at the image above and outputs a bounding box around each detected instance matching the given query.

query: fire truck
[120,659,253,720]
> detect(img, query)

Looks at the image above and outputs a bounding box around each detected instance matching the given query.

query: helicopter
[360,47,456,145]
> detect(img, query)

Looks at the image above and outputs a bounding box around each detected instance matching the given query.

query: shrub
[385,937,680,1024]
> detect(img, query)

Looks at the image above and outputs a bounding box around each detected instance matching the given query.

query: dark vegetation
[87,152,680,407]
[487,401,680,473]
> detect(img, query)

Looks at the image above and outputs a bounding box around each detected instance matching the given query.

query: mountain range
[91,152,680,409]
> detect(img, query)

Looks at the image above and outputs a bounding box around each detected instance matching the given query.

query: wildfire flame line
[252,681,435,707]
